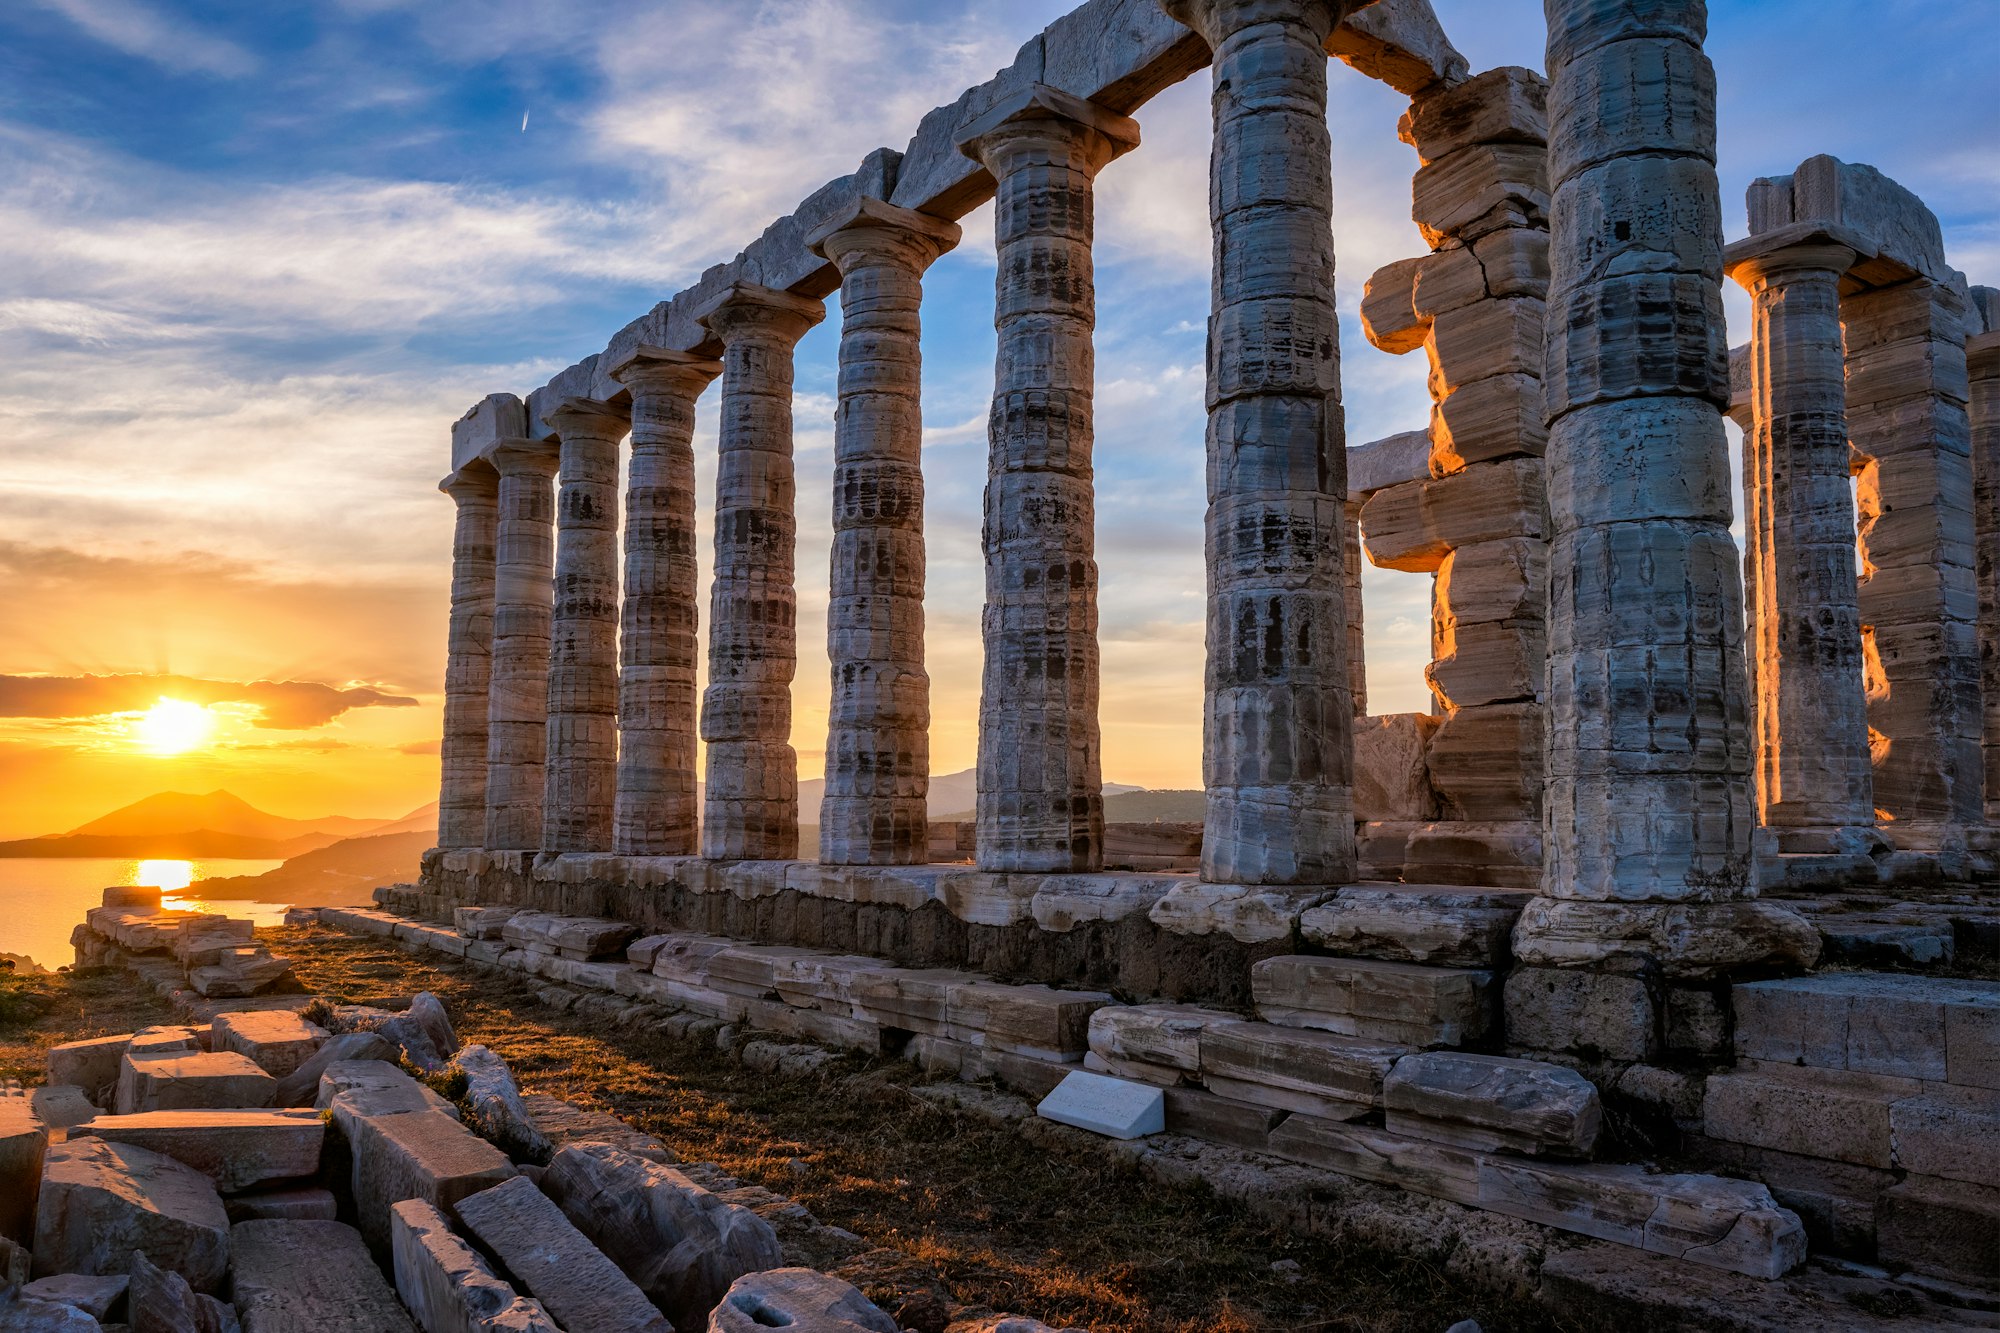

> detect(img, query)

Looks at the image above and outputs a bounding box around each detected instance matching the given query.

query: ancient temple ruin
[405,0,1996,1303]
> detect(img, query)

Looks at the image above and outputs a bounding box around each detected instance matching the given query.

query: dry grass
[8,928,1561,1333]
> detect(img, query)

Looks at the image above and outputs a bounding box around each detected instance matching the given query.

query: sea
[0,858,288,973]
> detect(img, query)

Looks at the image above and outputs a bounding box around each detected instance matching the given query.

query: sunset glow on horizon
[134,699,216,756]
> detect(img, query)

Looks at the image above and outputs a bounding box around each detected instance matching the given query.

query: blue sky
[0,0,1994,821]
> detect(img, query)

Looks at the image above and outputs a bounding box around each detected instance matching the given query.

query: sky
[0,0,1994,838]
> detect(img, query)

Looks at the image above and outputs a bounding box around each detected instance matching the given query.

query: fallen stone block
[211,1011,326,1078]
[0,1293,105,1330]
[231,1218,415,1331]
[72,1110,324,1192]
[454,1045,550,1162]
[542,1142,782,1331]
[454,906,519,941]
[32,1137,229,1292]
[1252,955,1494,1047]
[319,1059,461,1135]
[115,1051,275,1115]
[271,1031,395,1107]
[19,1273,126,1322]
[172,917,255,966]
[1300,886,1523,968]
[128,1026,206,1057]
[0,1235,23,1289]
[224,1186,338,1224]
[189,946,292,998]
[709,1269,899,1333]
[47,1034,136,1104]
[519,1092,672,1164]
[1036,1071,1164,1140]
[1383,1051,1601,1157]
[347,1109,515,1253]
[126,1248,236,1333]
[29,1085,100,1133]
[456,1175,671,1332]
[391,1198,561,1333]
[0,1094,48,1244]
[1197,1020,1403,1120]
[408,993,460,1059]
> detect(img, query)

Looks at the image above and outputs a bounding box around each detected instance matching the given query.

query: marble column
[1165,0,1363,884]
[483,440,560,851]
[1344,499,1367,718]
[957,85,1138,875]
[1725,230,1875,838]
[806,198,962,866]
[541,398,629,854]
[694,281,826,861]
[609,347,722,857]
[1971,323,2000,822]
[438,464,498,849]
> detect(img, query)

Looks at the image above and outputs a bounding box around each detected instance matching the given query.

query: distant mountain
[188,828,434,907]
[1103,789,1206,822]
[364,802,438,837]
[1,790,407,860]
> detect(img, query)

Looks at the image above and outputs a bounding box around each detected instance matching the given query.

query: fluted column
[541,398,630,854]
[694,282,826,860]
[957,85,1138,875]
[483,440,559,851]
[1972,326,2000,822]
[1165,0,1365,884]
[438,464,499,849]
[807,199,962,865]
[1726,232,1874,836]
[609,348,722,856]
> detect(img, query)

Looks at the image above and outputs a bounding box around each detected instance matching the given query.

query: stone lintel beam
[483,436,561,852]
[609,349,723,858]
[807,199,960,867]
[695,281,827,861]
[541,396,630,855]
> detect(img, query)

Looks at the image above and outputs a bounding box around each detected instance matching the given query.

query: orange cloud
[0,674,416,729]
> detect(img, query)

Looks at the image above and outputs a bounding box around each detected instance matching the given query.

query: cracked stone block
[32,1137,228,1292]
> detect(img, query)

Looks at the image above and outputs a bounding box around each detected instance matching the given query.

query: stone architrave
[694,282,826,861]
[483,440,560,851]
[609,347,723,857]
[807,198,962,866]
[541,397,631,854]
[1163,0,1367,885]
[1532,0,1752,906]
[957,85,1139,875]
[438,464,499,849]
[1725,225,1876,838]
[1970,321,2000,821]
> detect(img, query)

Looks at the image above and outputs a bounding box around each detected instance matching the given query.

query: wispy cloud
[29,0,257,77]
[0,674,415,728]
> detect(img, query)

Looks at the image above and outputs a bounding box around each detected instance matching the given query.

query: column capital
[1724,221,1869,290]
[608,344,724,399]
[542,395,630,441]
[954,83,1140,171]
[487,437,559,478]
[805,196,961,273]
[1159,0,1363,46]
[692,280,825,347]
[438,461,498,502]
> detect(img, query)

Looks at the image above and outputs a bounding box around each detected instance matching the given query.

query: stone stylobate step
[609,346,724,858]
[694,281,827,861]
[807,197,962,867]
[957,84,1139,875]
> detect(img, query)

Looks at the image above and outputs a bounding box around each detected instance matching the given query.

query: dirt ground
[2,930,1563,1333]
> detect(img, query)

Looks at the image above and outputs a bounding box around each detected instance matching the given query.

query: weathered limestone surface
[271,1031,394,1107]
[456,1175,672,1333]
[1197,1019,1404,1120]
[484,440,560,851]
[709,1269,898,1333]
[542,397,631,854]
[114,1051,274,1115]
[212,1010,326,1078]
[1166,0,1363,885]
[231,1218,417,1332]
[542,1142,783,1330]
[1253,954,1492,1047]
[0,1095,45,1245]
[1529,0,1755,941]
[1726,225,1875,836]
[451,1045,550,1162]
[959,85,1137,874]
[391,1198,560,1333]
[126,1249,237,1333]
[612,348,721,858]
[1971,316,2000,821]
[1382,1051,1601,1157]
[47,1034,135,1106]
[18,1273,126,1322]
[344,1107,516,1252]
[696,282,826,861]
[72,1110,323,1192]
[809,199,961,866]
[1299,885,1522,967]
[439,462,500,849]
[32,1138,229,1292]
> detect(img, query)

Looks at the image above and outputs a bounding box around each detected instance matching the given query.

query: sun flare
[135,698,214,755]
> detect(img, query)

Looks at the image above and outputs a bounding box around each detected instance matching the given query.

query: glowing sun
[136,698,214,754]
